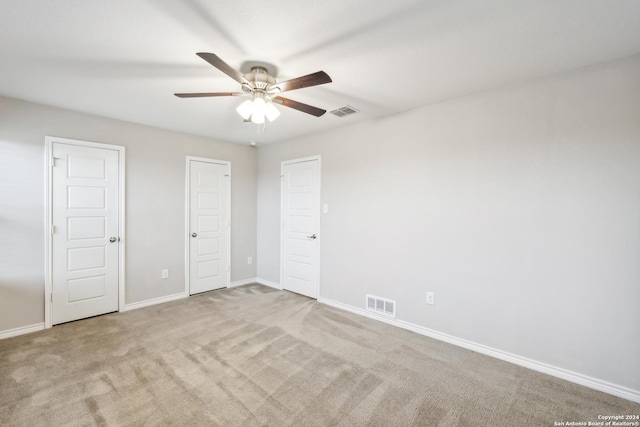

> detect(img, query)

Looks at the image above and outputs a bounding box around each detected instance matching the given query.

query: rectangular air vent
[366,294,396,318]
[329,105,359,118]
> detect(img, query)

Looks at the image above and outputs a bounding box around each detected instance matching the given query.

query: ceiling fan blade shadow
[275,71,332,93]
[197,53,249,85]
[150,1,247,54]
[175,92,242,98]
[273,96,326,117]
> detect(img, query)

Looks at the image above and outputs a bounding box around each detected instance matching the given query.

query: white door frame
[280,155,321,298]
[184,156,231,294]
[44,136,126,329]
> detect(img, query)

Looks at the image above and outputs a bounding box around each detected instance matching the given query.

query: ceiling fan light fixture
[236,99,253,120]
[251,96,266,124]
[265,101,280,122]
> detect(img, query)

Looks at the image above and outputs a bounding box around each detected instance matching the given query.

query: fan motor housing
[243,66,276,92]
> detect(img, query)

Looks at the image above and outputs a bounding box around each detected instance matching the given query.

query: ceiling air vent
[329,105,359,118]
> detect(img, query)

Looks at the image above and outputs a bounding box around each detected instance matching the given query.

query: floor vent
[329,105,359,118]
[366,294,396,318]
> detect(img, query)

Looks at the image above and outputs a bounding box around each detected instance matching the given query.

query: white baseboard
[0,323,45,340]
[229,278,258,288]
[318,296,640,404]
[256,278,282,290]
[121,292,188,312]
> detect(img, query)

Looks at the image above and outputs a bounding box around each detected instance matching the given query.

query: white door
[281,157,320,299]
[188,159,230,294]
[51,142,120,324]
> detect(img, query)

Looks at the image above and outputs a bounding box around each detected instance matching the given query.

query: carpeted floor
[0,284,638,426]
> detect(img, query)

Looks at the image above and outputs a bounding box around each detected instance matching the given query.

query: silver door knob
[109,237,117,243]
[191,232,197,238]
[307,234,317,239]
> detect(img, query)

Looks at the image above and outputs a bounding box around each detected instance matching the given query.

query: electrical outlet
[161,269,169,279]
[247,256,253,265]
[426,291,435,305]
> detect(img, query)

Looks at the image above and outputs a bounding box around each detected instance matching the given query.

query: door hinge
[226,264,230,272]
[50,293,53,303]
[50,157,60,167]
[51,225,55,234]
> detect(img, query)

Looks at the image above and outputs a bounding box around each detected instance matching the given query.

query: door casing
[185,156,231,294]
[44,136,126,328]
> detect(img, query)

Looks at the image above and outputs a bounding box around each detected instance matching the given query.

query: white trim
[0,323,45,340]
[280,155,321,299]
[318,296,640,404]
[185,156,231,295]
[256,278,283,290]
[230,278,258,288]
[44,136,126,329]
[121,292,188,312]
[44,142,52,327]
[281,155,321,166]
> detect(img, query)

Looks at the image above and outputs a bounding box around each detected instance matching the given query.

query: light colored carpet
[0,284,638,426]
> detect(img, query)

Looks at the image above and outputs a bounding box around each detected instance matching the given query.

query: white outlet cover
[426,292,435,305]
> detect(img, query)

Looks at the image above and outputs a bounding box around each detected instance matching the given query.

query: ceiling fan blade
[274,71,332,93]
[174,92,242,98]
[273,96,326,117]
[196,52,249,85]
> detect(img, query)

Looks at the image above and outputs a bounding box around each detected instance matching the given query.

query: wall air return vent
[329,105,359,118]
[366,294,396,318]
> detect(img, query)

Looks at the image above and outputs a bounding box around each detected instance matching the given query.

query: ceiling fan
[174,53,332,124]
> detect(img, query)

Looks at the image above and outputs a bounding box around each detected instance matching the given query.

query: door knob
[109,237,117,243]
[191,232,197,238]
[307,234,317,239]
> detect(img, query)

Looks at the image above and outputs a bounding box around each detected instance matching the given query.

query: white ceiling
[1,0,640,145]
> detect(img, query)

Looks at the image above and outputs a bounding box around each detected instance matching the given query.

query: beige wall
[257,54,640,393]
[0,97,257,330]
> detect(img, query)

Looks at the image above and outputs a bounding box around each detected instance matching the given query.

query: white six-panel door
[281,157,320,299]
[51,142,121,325]
[188,159,230,294]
